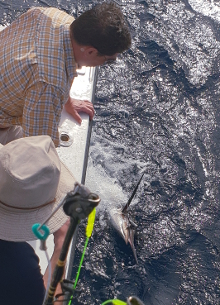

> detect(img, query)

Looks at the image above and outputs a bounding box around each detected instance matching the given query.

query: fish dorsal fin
[122,173,144,213]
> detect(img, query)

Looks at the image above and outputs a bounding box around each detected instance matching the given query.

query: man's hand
[65,97,95,124]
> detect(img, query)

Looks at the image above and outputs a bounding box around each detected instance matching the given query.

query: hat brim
[0,161,77,241]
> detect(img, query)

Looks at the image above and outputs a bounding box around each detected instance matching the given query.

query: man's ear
[84,47,99,57]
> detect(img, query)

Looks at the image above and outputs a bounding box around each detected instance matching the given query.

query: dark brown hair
[70,2,131,56]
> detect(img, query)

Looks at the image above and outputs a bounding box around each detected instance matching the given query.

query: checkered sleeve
[22,82,65,147]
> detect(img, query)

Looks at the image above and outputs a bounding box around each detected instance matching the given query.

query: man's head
[70,2,131,66]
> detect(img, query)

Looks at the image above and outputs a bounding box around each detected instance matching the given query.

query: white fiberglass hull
[28,66,97,278]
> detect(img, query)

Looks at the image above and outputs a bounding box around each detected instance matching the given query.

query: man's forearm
[43,220,70,298]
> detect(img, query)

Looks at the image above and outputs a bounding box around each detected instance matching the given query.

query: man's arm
[43,219,70,298]
[65,97,95,124]
[23,82,95,147]
[23,82,64,147]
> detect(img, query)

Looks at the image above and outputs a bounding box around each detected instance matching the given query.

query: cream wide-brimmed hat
[0,135,77,241]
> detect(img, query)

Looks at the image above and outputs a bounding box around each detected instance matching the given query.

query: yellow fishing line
[68,208,96,305]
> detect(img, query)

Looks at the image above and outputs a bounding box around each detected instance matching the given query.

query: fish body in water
[109,207,137,263]
[109,174,144,264]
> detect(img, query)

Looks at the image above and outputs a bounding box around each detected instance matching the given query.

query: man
[0,135,78,304]
[0,2,131,146]
[0,4,131,303]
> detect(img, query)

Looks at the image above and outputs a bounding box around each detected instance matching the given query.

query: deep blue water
[1,0,220,304]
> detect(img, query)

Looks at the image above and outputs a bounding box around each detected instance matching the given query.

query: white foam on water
[85,161,126,213]
[189,0,220,22]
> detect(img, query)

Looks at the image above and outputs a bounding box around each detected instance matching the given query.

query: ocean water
[1,0,220,304]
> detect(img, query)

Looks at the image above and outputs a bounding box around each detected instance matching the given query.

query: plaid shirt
[0,7,77,146]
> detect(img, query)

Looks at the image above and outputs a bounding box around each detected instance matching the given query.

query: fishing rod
[39,183,100,305]
[33,183,146,305]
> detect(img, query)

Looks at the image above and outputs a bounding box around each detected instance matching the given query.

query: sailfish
[109,173,144,263]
